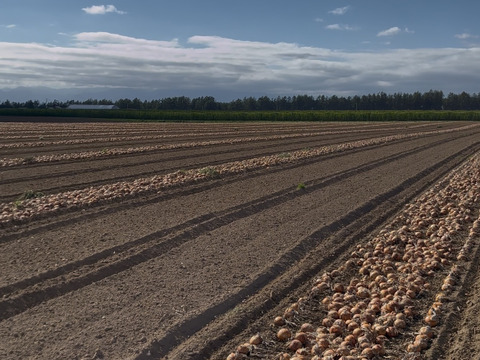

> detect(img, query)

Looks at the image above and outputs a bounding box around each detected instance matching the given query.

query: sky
[1,0,480,102]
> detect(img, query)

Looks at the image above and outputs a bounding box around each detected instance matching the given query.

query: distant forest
[2,90,480,111]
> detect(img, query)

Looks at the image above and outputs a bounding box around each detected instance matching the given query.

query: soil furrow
[0,136,477,325]
[0,135,462,300]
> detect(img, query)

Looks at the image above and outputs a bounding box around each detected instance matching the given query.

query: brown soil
[0,120,479,360]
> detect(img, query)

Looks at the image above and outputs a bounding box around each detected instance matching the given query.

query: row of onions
[0,131,257,149]
[2,125,477,225]
[0,125,377,150]
[1,125,478,225]
[0,123,437,167]
[226,153,480,360]
[1,128,385,167]
[0,121,407,139]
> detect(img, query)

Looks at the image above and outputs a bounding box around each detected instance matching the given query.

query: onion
[277,328,292,342]
[294,332,309,345]
[287,339,303,351]
[300,323,314,333]
[274,316,286,326]
[249,333,262,345]
[236,343,251,354]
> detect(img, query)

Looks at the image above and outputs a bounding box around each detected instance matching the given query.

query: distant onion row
[0,131,249,149]
[226,152,480,360]
[0,127,326,140]
[1,124,477,168]
[0,131,359,167]
[1,125,479,226]
[0,127,362,149]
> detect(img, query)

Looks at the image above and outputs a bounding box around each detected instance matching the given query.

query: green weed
[296,183,306,190]
[198,167,220,178]
[17,190,45,201]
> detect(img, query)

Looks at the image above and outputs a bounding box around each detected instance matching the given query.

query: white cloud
[6,24,16,29]
[326,24,341,30]
[329,6,350,15]
[326,24,356,31]
[377,81,393,87]
[315,18,324,23]
[377,27,401,37]
[82,5,126,15]
[0,32,480,99]
[455,33,478,40]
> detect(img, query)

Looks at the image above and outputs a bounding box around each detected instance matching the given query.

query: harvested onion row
[0,125,400,141]
[0,130,274,149]
[407,214,480,354]
[226,152,480,360]
[0,125,404,151]
[0,129,390,167]
[2,125,479,225]
[1,123,478,167]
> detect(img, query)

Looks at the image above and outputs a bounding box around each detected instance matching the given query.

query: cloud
[326,24,356,31]
[455,33,478,40]
[82,5,126,15]
[329,6,350,15]
[0,32,480,100]
[2,24,16,29]
[377,27,401,37]
[314,18,324,23]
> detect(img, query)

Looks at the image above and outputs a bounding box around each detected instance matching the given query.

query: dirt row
[0,121,478,359]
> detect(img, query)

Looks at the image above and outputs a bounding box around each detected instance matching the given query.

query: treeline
[2,90,480,111]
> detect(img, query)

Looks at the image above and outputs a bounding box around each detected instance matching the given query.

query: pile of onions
[407,213,480,354]
[226,152,480,360]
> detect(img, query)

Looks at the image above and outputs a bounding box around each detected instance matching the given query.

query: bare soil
[0,120,479,360]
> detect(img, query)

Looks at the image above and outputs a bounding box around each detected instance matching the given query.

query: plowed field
[0,119,479,360]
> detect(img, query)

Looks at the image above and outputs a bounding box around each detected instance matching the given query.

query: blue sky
[1,0,479,101]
